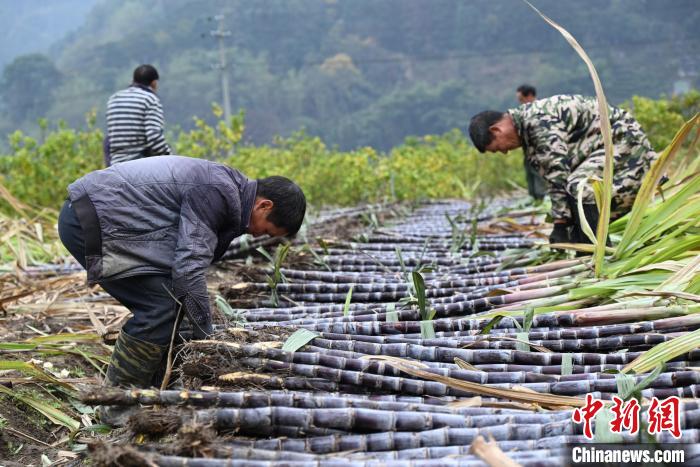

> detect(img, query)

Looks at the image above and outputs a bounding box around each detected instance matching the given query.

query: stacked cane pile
[83,197,700,466]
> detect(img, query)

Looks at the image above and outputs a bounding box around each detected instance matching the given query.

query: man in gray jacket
[58,155,305,422]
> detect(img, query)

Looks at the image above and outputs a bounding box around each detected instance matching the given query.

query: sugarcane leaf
[515,332,530,352]
[0,360,76,392]
[412,271,428,319]
[0,384,80,431]
[522,306,535,333]
[385,303,398,322]
[561,353,573,376]
[479,315,505,335]
[657,255,700,293]
[523,0,613,277]
[256,246,273,262]
[281,329,319,352]
[379,356,585,409]
[593,406,623,443]
[0,343,38,351]
[577,180,598,245]
[615,372,636,399]
[615,114,700,257]
[621,365,664,401]
[420,320,436,339]
[622,327,700,374]
[395,246,407,276]
[342,286,354,317]
[27,333,101,344]
[454,357,481,372]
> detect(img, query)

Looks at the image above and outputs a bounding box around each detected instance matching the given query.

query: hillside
[1,0,698,150]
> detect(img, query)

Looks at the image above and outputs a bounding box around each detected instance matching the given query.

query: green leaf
[281,329,319,352]
[420,320,436,339]
[623,327,700,374]
[0,384,79,431]
[386,303,399,322]
[515,332,530,352]
[412,271,428,320]
[594,406,623,443]
[621,365,663,401]
[522,306,535,333]
[256,246,273,262]
[342,286,354,317]
[561,353,573,376]
[615,373,636,399]
[479,315,505,335]
[615,114,700,257]
[27,333,100,344]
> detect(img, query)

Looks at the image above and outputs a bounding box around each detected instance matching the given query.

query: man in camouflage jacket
[468,95,657,244]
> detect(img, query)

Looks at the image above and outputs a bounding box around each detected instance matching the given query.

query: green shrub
[3,93,690,213]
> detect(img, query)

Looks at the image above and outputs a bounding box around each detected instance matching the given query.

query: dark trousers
[58,200,180,346]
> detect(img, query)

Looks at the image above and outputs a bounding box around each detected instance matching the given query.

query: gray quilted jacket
[68,155,257,336]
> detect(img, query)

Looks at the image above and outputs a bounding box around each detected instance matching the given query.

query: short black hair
[256,176,306,236]
[133,64,159,86]
[516,84,536,97]
[468,111,505,153]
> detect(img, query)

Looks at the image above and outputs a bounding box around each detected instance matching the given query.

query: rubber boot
[96,331,168,426]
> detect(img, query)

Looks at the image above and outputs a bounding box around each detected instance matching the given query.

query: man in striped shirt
[105,64,171,165]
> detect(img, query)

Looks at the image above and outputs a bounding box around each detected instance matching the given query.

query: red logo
[572,394,604,439]
[572,395,681,439]
[647,396,681,439]
[610,396,640,435]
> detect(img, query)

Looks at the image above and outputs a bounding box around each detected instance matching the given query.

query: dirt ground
[0,203,389,466]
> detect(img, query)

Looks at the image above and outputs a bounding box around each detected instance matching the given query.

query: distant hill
[0,0,99,69]
[2,0,699,150]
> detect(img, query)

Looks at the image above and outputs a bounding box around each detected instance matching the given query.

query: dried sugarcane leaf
[379,356,585,409]
[361,355,429,369]
[281,329,319,353]
[469,435,522,467]
[489,336,553,354]
[454,357,481,372]
[447,396,482,408]
[523,0,613,276]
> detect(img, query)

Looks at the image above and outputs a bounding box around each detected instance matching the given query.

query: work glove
[549,222,572,244]
[180,294,214,340]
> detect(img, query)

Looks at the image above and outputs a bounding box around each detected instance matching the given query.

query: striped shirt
[106,84,171,165]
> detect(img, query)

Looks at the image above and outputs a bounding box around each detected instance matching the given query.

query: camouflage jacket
[509,94,648,220]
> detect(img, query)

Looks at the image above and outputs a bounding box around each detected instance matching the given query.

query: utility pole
[210,14,232,121]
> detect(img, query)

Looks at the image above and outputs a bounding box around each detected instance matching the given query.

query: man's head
[248,176,306,238]
[133,64,159,91]
[468,111,522,154]
[516,84,537,104]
